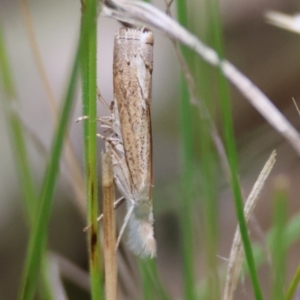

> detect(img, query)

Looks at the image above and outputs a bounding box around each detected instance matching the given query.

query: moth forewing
[111,27,156,258]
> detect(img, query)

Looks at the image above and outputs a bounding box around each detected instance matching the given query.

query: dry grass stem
[102,0,300,156]
[265,11,300,34]
[223,150,277,300]
[102,152,117,300]
[43,253,68,300]
[293,98,300,116]
[51,252,90,292]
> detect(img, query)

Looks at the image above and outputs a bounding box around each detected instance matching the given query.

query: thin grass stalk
[286,265,300,300]
[19,0,86,214]
[0,26,15,98]
[171,21,227,299]
[171,38,231,181]
[0,26,37,222]
[179,78,196,300]
[199,118,219,300]
[7,113,55,300]
[102,152,117,300]
[176,1,220,298]
[175,1,196,299]
[223,150,276,300]
[219,46,264,300]
[148,260,171,300]
[80,0,103,298]
[38,257,57,300]
[0,25,56,300]
[140,260,152,300]
[271,176,288,300]
[173,36,222,300]
[284,100,300,300]
[193,53,220,300]
[285,215,300,248]
[190,4,220,298]
[206,1,264,299]
[265,11,300,34]
[139,259,171,300]
[18,45,80,300]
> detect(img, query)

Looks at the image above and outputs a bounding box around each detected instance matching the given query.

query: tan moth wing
[111,27,156,258]
[113,28,153,199]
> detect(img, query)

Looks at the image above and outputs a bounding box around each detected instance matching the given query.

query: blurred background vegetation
[1,0,300,299]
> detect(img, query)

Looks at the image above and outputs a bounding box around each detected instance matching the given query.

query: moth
[103,27,156,258]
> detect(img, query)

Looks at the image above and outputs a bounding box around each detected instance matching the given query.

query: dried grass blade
[102,152,117,300]
[265,11,300,34]
[223,150,277,300]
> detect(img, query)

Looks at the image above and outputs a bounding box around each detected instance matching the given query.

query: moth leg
[83,196,125,231]
[97,134,124,157]
[96,134,121,146]
[99,116,113,126]
[115,201,135,252]
[97,196,125,222]
[97,88,111,112]
[75,116,104,123]
[76,88,113,127]
[75,115,88,122]
[76,88,112,125]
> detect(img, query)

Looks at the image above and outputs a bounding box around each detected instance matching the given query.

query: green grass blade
[179,78,196,300]
[140,259,152,300]
[80,0,103,298]
[271,178,288,300]
[18,38,80,300]
[286,265,300,300]
[284,214,300,247]
[0,26,15,98]
[199,115,219,299]
[176,0,263,298]
[176,1,222,296]
[139,259,171,300]
[191,6,220,300]
[176,0,197,299]
[206,1,264,299]
[38,256,57,300]
[0,24,56,300]
[0,25,37,222]
[245,212,300,273]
